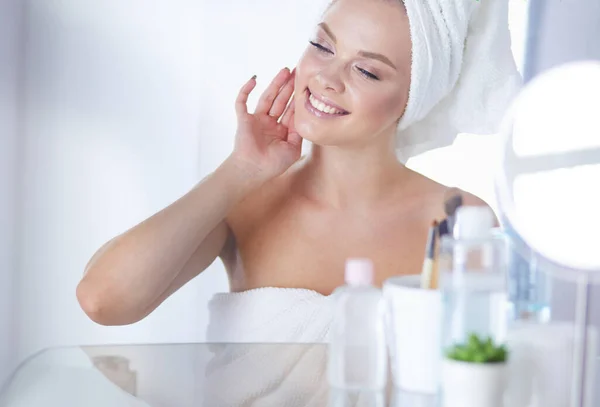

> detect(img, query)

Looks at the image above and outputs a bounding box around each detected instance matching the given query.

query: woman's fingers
[255,68,291,115]
[280,95,295,127]
[282,101,302,148]
[269,69,296,118]
[235,75,257,118]
[287,119,302,149]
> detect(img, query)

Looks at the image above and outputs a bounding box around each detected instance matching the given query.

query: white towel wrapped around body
[204,288,334,407]
[205,289,386,407]
[202,343,331,407]
[207,287,334,343]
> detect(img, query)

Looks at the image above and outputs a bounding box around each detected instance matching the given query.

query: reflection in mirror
[70,0,522,348]
[4,0,600,404]
[3,0,528,398]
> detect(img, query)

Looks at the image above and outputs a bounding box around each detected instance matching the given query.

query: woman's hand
[229,67,302,183]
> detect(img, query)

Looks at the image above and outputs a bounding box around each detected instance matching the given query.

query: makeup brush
[420,220,439,289]
[438,189,464,238]
[429,240,440,290]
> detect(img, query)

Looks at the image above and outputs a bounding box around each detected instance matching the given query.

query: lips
[304,88,350,117]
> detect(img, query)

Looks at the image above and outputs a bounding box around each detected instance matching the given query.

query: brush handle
[430,257,440,290]
[420,258,434,289]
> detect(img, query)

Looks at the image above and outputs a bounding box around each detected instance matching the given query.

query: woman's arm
[76,158,260,326]
[77,68,301,326]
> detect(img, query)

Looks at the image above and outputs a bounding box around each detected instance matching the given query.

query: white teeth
[308,92,343,115]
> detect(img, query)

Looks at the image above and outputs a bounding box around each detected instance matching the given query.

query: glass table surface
[0,343,437,407]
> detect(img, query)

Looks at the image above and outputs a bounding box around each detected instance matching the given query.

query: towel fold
[205,288,336,406]
[202,343,330,407]
[201,343,387,407]
[207,287,334,343]
[396,0,522,162]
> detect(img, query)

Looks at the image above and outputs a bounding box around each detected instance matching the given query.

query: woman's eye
[308,41,379,81]
[309,41,333,54]
[357,67,380,81]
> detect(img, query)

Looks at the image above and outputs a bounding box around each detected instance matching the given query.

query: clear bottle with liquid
[439,206,509,350]
[328,258,388,391]
[438,207,510,407]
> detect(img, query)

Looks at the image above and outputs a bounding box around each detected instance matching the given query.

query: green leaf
[445,332,509,364]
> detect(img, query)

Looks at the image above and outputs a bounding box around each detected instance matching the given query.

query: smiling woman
[293,0,411,148]
[76,0,521,344]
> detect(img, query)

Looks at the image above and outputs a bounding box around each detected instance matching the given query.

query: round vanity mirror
[495,60,600,274]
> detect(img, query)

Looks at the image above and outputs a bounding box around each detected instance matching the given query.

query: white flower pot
[441,359,507,407]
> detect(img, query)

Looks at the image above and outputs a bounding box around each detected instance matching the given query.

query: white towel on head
[396,0,522,162]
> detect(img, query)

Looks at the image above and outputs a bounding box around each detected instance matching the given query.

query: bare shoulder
[458,189,489,207]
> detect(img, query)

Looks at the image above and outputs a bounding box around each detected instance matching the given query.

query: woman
[76,0,520,337]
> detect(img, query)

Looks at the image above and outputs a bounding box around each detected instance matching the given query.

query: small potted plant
[441,333,508,407]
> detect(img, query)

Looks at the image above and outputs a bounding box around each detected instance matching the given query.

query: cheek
[295,51,322,88]
[357,89,407,124]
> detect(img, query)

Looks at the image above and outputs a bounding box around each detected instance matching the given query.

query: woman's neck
[296,141,412,210]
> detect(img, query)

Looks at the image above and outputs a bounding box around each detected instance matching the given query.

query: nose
[315,63,346,93]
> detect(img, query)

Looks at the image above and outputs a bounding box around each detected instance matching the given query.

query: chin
[294,118,343,146]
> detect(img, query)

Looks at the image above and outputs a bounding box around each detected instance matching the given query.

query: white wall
[16,0,213,362]
[0,0,24,387]
[14,0,323,367]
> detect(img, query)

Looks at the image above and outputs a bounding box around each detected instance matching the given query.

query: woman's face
[294,0,411,148]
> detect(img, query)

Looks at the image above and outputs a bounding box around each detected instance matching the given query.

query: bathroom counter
[0,343,438,407]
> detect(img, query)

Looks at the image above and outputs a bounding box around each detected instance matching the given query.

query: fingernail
[251,75,257,80]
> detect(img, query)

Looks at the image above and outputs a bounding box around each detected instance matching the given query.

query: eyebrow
[318,22,397,70]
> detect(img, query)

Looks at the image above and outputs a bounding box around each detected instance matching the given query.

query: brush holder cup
[383,276,442,395]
